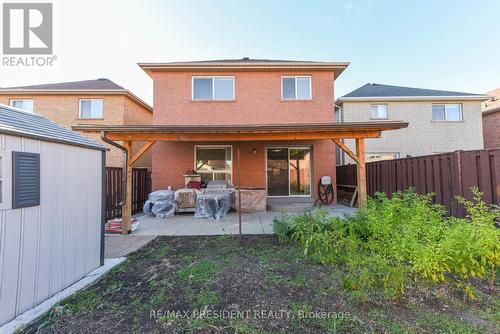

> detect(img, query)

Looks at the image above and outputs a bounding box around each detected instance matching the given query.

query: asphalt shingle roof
[0,104,105,150]
[1,78,124,90]
[342,83,485,98]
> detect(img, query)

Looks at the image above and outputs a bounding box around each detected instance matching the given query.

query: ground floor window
[195,146,232,184]
[266,147,311,196]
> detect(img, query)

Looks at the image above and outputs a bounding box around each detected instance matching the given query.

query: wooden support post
[332,139,359,164]
[129,140,156,166]
[237,148,242,235]
[122,140,133,235]
[355,138,367,209]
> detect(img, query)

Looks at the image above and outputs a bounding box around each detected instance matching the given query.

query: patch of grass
[57,289,101,314]
[104,281,124,295]
[195,288,220,307]
[230,319,267,334]
[177,260,219,284]
[264,271,287,284]
[150,288,167,306]
[417,311,486,334]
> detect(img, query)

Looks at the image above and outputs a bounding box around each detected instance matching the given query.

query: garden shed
[0,104,105,326]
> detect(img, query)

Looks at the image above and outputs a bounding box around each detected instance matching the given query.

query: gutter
[100,131,128,206]
[338,95,491,102]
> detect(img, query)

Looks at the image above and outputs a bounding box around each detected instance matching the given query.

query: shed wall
[0,134,102,326]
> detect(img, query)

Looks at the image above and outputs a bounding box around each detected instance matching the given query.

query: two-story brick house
[336,83,489,163]
[75,59,408,230]
[0,79,153,168]
[140,59,351,206]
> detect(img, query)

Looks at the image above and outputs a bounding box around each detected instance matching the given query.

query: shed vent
[13,152,40,209]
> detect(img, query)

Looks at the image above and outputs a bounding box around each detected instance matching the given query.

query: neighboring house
[336,83,489,163]
[482,88,500,148]
[0,104,104,326]
[0,79,153,168]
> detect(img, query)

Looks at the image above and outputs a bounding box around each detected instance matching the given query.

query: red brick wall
[152,140,336,200]
[483,111,500,148]
[151,70,335,125]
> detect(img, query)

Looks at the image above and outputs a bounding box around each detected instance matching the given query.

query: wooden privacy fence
[106,167,152,220]
[336,149,500,217]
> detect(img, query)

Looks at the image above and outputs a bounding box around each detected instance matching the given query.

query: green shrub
[274,188,500,300]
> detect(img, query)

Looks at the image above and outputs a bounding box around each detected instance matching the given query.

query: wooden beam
[355,138,367,209]
[331,139,359,164]
[105,130,382,142]
[129,140,156,166]
[122,140,133,235]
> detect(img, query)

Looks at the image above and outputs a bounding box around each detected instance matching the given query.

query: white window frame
[194,145,233,182]
[265,146,312,197]
[79,99,104,119]
[281,76,312,100]
[192,76,235,101]
[432,103,463,121]
[10,99,34,113]
[370,104,388,119]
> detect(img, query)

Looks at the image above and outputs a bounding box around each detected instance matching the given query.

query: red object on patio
[187,181,202,190]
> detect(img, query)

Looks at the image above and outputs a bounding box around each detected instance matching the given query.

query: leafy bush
[273,188,500,299]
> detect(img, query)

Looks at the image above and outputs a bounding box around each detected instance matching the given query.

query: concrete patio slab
[130,204,357,236]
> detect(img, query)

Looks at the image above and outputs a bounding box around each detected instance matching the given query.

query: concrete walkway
[104,235,156,259]
[130,204,357,236]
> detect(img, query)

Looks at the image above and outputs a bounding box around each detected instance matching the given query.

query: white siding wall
[341,100,484,163]
[0,134,102,326]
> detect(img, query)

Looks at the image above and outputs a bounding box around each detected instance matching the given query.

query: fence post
[450,150,464,217]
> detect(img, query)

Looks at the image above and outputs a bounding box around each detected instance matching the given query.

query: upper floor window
[282,76,311,100]
[10,99,33,113]
[370,104,388,119]
[192,76,234,100]
[79,99,103,119]
[432,104,462,121]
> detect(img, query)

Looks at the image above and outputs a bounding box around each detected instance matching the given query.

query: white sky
[1,0,499,106]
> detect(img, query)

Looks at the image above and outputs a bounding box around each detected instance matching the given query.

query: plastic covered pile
[194,191,232,220]
[143,190,176,218]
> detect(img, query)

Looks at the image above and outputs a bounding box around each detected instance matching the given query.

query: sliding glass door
[266,147,311,196]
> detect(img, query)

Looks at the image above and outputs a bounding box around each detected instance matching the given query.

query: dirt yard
[21,236,499,333]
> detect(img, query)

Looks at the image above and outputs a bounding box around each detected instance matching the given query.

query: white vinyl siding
[281,76,311,100]
[10,99,34,113]
[432,104,462,121]
[370,104,388,119]
[0,153,3,205]
[79,99,104,119]
[0,133,102,325]
[192,77,234,100]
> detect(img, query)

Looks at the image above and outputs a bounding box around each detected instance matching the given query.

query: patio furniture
[194,191,232,220]
[175,188,198,213]
[183,174,201,187]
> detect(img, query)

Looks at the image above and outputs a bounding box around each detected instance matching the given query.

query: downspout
[101,131,128,206]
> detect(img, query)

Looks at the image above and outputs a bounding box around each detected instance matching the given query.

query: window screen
[13,152,40,209]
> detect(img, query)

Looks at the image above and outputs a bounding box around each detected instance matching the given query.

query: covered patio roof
[73,121,407,141]
[74,121,408,234]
